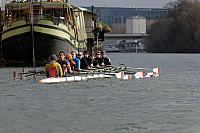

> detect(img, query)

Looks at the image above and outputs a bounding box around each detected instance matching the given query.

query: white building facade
[126,17,146,34]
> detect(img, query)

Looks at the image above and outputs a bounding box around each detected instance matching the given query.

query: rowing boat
[38,71,129,84]
[13,66,161,84]
[38,74,113,84]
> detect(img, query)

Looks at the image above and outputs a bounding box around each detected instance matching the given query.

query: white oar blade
[122,74,132,80]
[153,67,161,77]
[115,71,123,79]
[145,72,154,78]
[134,71,145,79]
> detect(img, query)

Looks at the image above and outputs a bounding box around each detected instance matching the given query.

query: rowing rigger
[13,66,161,84]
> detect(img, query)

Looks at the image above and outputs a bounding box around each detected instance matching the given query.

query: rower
[83,51,93,67]
[57,51,72,74]
[80,51,91,69]
[45,54,63,78]
[101,51,112,66]
[93,51,104,67]
[66,54,76,71]
[71,51,81,71]
[77,52,83,60]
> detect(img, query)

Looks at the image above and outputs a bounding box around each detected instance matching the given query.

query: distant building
[86,7,168,25]
[84,7,168,52]
[126,17,146,34]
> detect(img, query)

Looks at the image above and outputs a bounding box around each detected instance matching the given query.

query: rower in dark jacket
[101,51,111,66]
[93,51,104,67]
[80,51,93,69]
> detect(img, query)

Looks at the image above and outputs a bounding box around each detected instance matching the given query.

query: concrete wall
[110,23,126,34]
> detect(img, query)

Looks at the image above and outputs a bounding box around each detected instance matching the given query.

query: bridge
[103,33,149,52]
[104,33,149,41]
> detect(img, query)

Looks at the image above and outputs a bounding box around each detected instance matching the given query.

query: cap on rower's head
[49,54,58,61]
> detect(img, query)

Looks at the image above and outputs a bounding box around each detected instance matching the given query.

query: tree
[146,0,200,53]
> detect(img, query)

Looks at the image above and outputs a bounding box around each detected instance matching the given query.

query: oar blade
[153,67,161,77]
[134,71,145,79]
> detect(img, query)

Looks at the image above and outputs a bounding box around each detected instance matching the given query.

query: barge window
[43,10,52,17]
[54,10,62,17]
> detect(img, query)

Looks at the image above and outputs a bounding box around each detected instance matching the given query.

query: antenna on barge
[29,0,36,67]
[0,7,2,63]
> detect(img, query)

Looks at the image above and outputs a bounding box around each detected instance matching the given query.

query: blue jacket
[73,57,80,69]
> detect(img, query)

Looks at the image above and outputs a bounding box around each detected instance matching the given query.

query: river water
[1,53,200,133]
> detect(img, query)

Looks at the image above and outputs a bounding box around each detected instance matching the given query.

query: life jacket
[47,67,58,78]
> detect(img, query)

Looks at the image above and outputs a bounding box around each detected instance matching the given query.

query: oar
[25,73,45,77]
[16,69,45,80]
[81,66,116,73]
[75,67,121,77]
[125,67,148,70]
[28,70,44,74]
[19,70,44,75]
[18,72,33,75]
[124,71,136,74]
[25,73,37,77]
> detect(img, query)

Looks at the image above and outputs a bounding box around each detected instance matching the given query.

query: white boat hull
[38,74,115,84]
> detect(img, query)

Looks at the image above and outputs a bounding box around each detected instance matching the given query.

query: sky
[0,0,177,8]
[69,0,177,8]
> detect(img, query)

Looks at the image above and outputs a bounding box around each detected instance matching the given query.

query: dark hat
[49,54,58,61]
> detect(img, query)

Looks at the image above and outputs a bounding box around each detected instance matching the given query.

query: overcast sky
[0,0,177,8]
[69,0,177,8]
